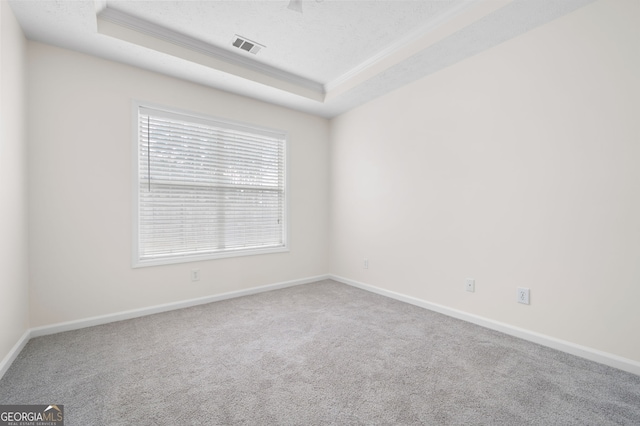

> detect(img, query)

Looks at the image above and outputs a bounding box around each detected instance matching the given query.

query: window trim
[131,100,289,268]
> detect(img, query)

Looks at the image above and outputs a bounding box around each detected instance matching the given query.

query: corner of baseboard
[329,274,640,377]
[0,329,31,381]
[11,274,331,377]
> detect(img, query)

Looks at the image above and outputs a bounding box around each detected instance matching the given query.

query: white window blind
[134,105,287,266]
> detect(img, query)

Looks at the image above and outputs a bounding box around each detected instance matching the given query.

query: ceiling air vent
[232,35,265,55]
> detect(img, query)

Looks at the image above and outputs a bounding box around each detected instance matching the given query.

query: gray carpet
[1,280,639,425]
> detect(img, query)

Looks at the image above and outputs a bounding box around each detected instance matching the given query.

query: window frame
[131,101,289,268]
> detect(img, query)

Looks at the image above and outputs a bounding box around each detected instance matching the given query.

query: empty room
[1,0,639,424]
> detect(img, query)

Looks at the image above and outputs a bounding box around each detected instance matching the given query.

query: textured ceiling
[9,0,596,118]
[106,0,466,84]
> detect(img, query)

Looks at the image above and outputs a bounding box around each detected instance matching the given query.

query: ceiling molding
[97,7,325,100]
[9,0,598,118]
[324,0,479,93]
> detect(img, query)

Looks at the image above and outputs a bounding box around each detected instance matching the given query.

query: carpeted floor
[1,279,639,425]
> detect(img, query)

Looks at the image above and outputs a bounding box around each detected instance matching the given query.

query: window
[133,103,287,267]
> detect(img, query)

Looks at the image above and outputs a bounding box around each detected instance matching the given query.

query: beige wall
[5,0,638,369]
[27,43,330,327]
[0,1,29,362]
[330,0,640,362]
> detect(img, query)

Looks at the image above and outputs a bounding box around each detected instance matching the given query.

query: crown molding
[98,7,325,98]
[324,0,479,93]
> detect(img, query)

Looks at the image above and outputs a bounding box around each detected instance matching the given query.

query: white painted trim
[5,274,638,380]
[0,274,326,379]
[324,0,478,93]
[98,7,324,95]
[330,274,640,377]
[0,330,31,380]
[131,100,141,269]
[130,100,290,268]
[30,274,329,338]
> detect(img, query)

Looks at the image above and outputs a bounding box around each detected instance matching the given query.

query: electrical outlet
[517,287,530,304]
[465,278,475,292]
[363,259,369,269]
[191,269,200,282]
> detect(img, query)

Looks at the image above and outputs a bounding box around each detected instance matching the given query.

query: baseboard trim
[30,274,330,339]
[0,274,328,380]
[330,274,640,377]
[0,329,31,380]
[5,274,638,380]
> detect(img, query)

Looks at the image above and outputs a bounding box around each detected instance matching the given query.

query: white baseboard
[0,329,31,380]
[330,274,640,377]
[30,274,330,338]
[4,273,638,380]
[1,274,329,380]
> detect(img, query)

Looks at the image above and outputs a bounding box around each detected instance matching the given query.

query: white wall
[0,1,29,363]
[28,43,330,327]
[330,0,640,363]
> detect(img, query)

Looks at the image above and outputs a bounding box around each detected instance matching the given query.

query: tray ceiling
[9,0,595,118]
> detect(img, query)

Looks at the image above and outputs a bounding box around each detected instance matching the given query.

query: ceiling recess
[232,35,265,55]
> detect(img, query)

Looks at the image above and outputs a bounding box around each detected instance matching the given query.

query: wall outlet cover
[517,287,530,304]
[465,278,475,292]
